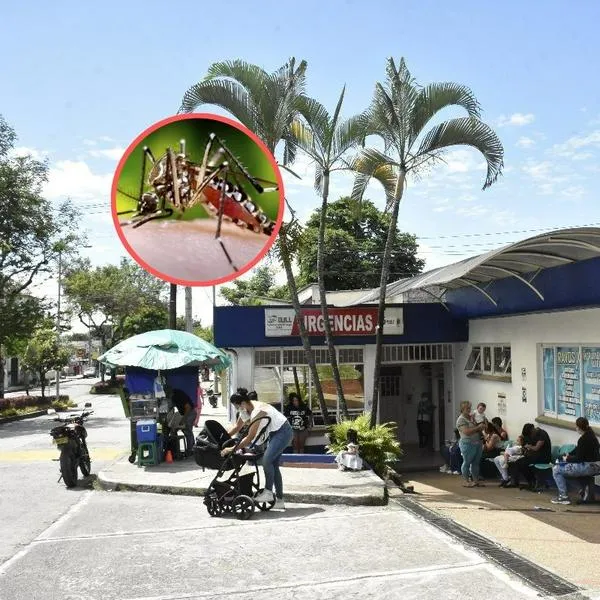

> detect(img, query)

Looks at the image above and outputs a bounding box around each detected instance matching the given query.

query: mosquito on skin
[117,134,278,272]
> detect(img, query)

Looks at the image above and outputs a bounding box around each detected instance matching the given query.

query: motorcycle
[48,403,94,489]
[206,388,220,409]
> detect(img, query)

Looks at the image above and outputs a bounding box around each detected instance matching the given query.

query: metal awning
[350,227,600,307]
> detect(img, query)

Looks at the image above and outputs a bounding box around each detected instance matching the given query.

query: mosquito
[117,134,278,272]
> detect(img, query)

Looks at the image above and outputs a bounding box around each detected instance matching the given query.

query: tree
[290,87,368,419]
[63,257,169,373]
[20,320,71,399]
[180,58,331,423]
[298,196,424,290]
[0,115,80,398]
[219,264,287,305]
[351,57,504,428]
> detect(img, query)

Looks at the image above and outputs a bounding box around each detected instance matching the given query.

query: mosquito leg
[210,134,278,195]
[214,162,239,273]
[132,208,174,229]
[167,147,182,210]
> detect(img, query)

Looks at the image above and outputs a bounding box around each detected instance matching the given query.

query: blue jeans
[459,439,483,481]
[261,421,293,499]
[441,444,463,472]
[552,462,600,497]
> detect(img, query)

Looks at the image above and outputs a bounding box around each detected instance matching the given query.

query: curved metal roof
[351,227,600,307]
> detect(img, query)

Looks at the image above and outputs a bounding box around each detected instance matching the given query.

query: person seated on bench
[551,417,600,505]
[495,435,524,487]
[505,423,552,489]
[491,417,508,441]
[482,422,503,459]
[440,429,462,474]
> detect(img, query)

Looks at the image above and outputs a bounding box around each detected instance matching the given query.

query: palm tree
[292,87,367,420]
[179,58,331,423]
[352,57,504,429]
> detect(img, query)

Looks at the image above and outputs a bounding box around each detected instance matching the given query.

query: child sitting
[335,428,364,472]
[494,435,525,486]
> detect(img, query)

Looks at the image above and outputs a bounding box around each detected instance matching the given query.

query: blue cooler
[136,419,158,444]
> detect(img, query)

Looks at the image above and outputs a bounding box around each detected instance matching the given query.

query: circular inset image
[112,113,284,286]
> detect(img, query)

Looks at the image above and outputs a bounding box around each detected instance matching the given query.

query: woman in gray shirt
[456,400,486,487]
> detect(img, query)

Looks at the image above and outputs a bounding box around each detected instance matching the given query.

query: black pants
[507,454,546,486]
[417,420,432,448]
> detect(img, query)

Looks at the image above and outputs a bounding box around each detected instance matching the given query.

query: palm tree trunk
[369,171,405,429]
[279,226,331,425]
[317,170,349,420]
[292,367,301,397]
[169,284,177,329]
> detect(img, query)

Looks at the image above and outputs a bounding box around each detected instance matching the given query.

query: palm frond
[415,117,504,189]
[409,82,482,147]
[350,148,398,206]
[178,80,257,129]
[204,60,269,106]
[331,113,370,163]
[296,96,330,156]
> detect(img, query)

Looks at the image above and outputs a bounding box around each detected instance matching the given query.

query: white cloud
[552,130,600,160]
[497,113,535,127]
[516,136,535,148]
[44,159,113,201]
[88,146,126,161]
[561,185,586,200]
[9,146,48,160]
[83,139,97,146]
[522,161,553,179]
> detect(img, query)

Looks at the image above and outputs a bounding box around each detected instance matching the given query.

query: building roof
[350,227,600,306]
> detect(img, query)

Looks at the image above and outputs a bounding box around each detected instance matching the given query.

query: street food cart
[97,329,231,466]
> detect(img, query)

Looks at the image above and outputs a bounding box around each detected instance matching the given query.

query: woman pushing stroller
[222,390,293,510]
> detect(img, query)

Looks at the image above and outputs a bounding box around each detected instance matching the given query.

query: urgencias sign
[264,307,404,337]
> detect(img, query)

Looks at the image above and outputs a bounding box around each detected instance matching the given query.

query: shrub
[90,375,125,394]
[325,413,403,476]
[0,394,71,415]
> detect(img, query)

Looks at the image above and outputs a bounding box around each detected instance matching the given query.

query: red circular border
[110,113,285,287]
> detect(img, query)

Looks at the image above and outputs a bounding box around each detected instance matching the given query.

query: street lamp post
[55,249,62,400]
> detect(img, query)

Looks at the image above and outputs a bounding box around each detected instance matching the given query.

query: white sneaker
[254,490,274,503]
[439,465,448,473]
[452,471,460,475]
[273,497,285,510]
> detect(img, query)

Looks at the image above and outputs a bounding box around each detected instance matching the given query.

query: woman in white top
[222,390,293,509]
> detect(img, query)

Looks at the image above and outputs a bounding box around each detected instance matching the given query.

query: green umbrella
[97,329,231,372]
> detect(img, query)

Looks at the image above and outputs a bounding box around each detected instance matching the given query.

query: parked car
[82,367,96,378]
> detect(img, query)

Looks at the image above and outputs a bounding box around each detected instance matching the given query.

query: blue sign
[556,346,581,418]
[582,347,600,424]
[542,347,556,413]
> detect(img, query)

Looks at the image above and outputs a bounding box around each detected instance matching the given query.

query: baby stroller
[193,417,274,520]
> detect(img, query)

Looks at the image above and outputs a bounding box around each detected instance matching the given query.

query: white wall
[453,307,600,448]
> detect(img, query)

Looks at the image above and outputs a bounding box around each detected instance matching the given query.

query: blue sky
[3,0,600,327]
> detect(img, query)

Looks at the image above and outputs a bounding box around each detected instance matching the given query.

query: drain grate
[393,496,584,598]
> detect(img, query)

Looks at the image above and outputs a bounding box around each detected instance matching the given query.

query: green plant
[326,413,402,475]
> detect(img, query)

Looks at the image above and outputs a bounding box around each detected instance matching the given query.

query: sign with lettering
[556,346,581,418]
[583,347,600,424]
[264,307,404,337]
[542,347,556,412]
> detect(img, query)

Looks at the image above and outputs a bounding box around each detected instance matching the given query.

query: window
[465,344,511,379]
[541,345,600,425]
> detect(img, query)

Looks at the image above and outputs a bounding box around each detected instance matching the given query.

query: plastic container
[136,419,159,443]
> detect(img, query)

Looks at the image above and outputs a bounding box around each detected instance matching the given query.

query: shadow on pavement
[405,471,600,544]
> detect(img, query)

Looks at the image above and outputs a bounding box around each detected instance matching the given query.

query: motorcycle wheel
[60,446,78,489]
[79,441,91,477]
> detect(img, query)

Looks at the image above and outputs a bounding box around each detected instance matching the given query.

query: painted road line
[0,448,128,462]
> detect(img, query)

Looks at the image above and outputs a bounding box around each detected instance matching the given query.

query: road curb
[0,410,48,425]
[96,472,388,506]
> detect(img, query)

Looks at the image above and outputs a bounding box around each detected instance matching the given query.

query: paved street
[0,382,586,599]
[0,379,130,566]
[0,489,543,600]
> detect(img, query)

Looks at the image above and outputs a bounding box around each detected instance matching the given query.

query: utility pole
[212,285,218,394]
[55,250,62,400]
[169,284,177,329]
[185,287,193,332]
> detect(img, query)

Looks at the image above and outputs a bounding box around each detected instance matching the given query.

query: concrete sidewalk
[398,471,600,594]
[97,455,387,505]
